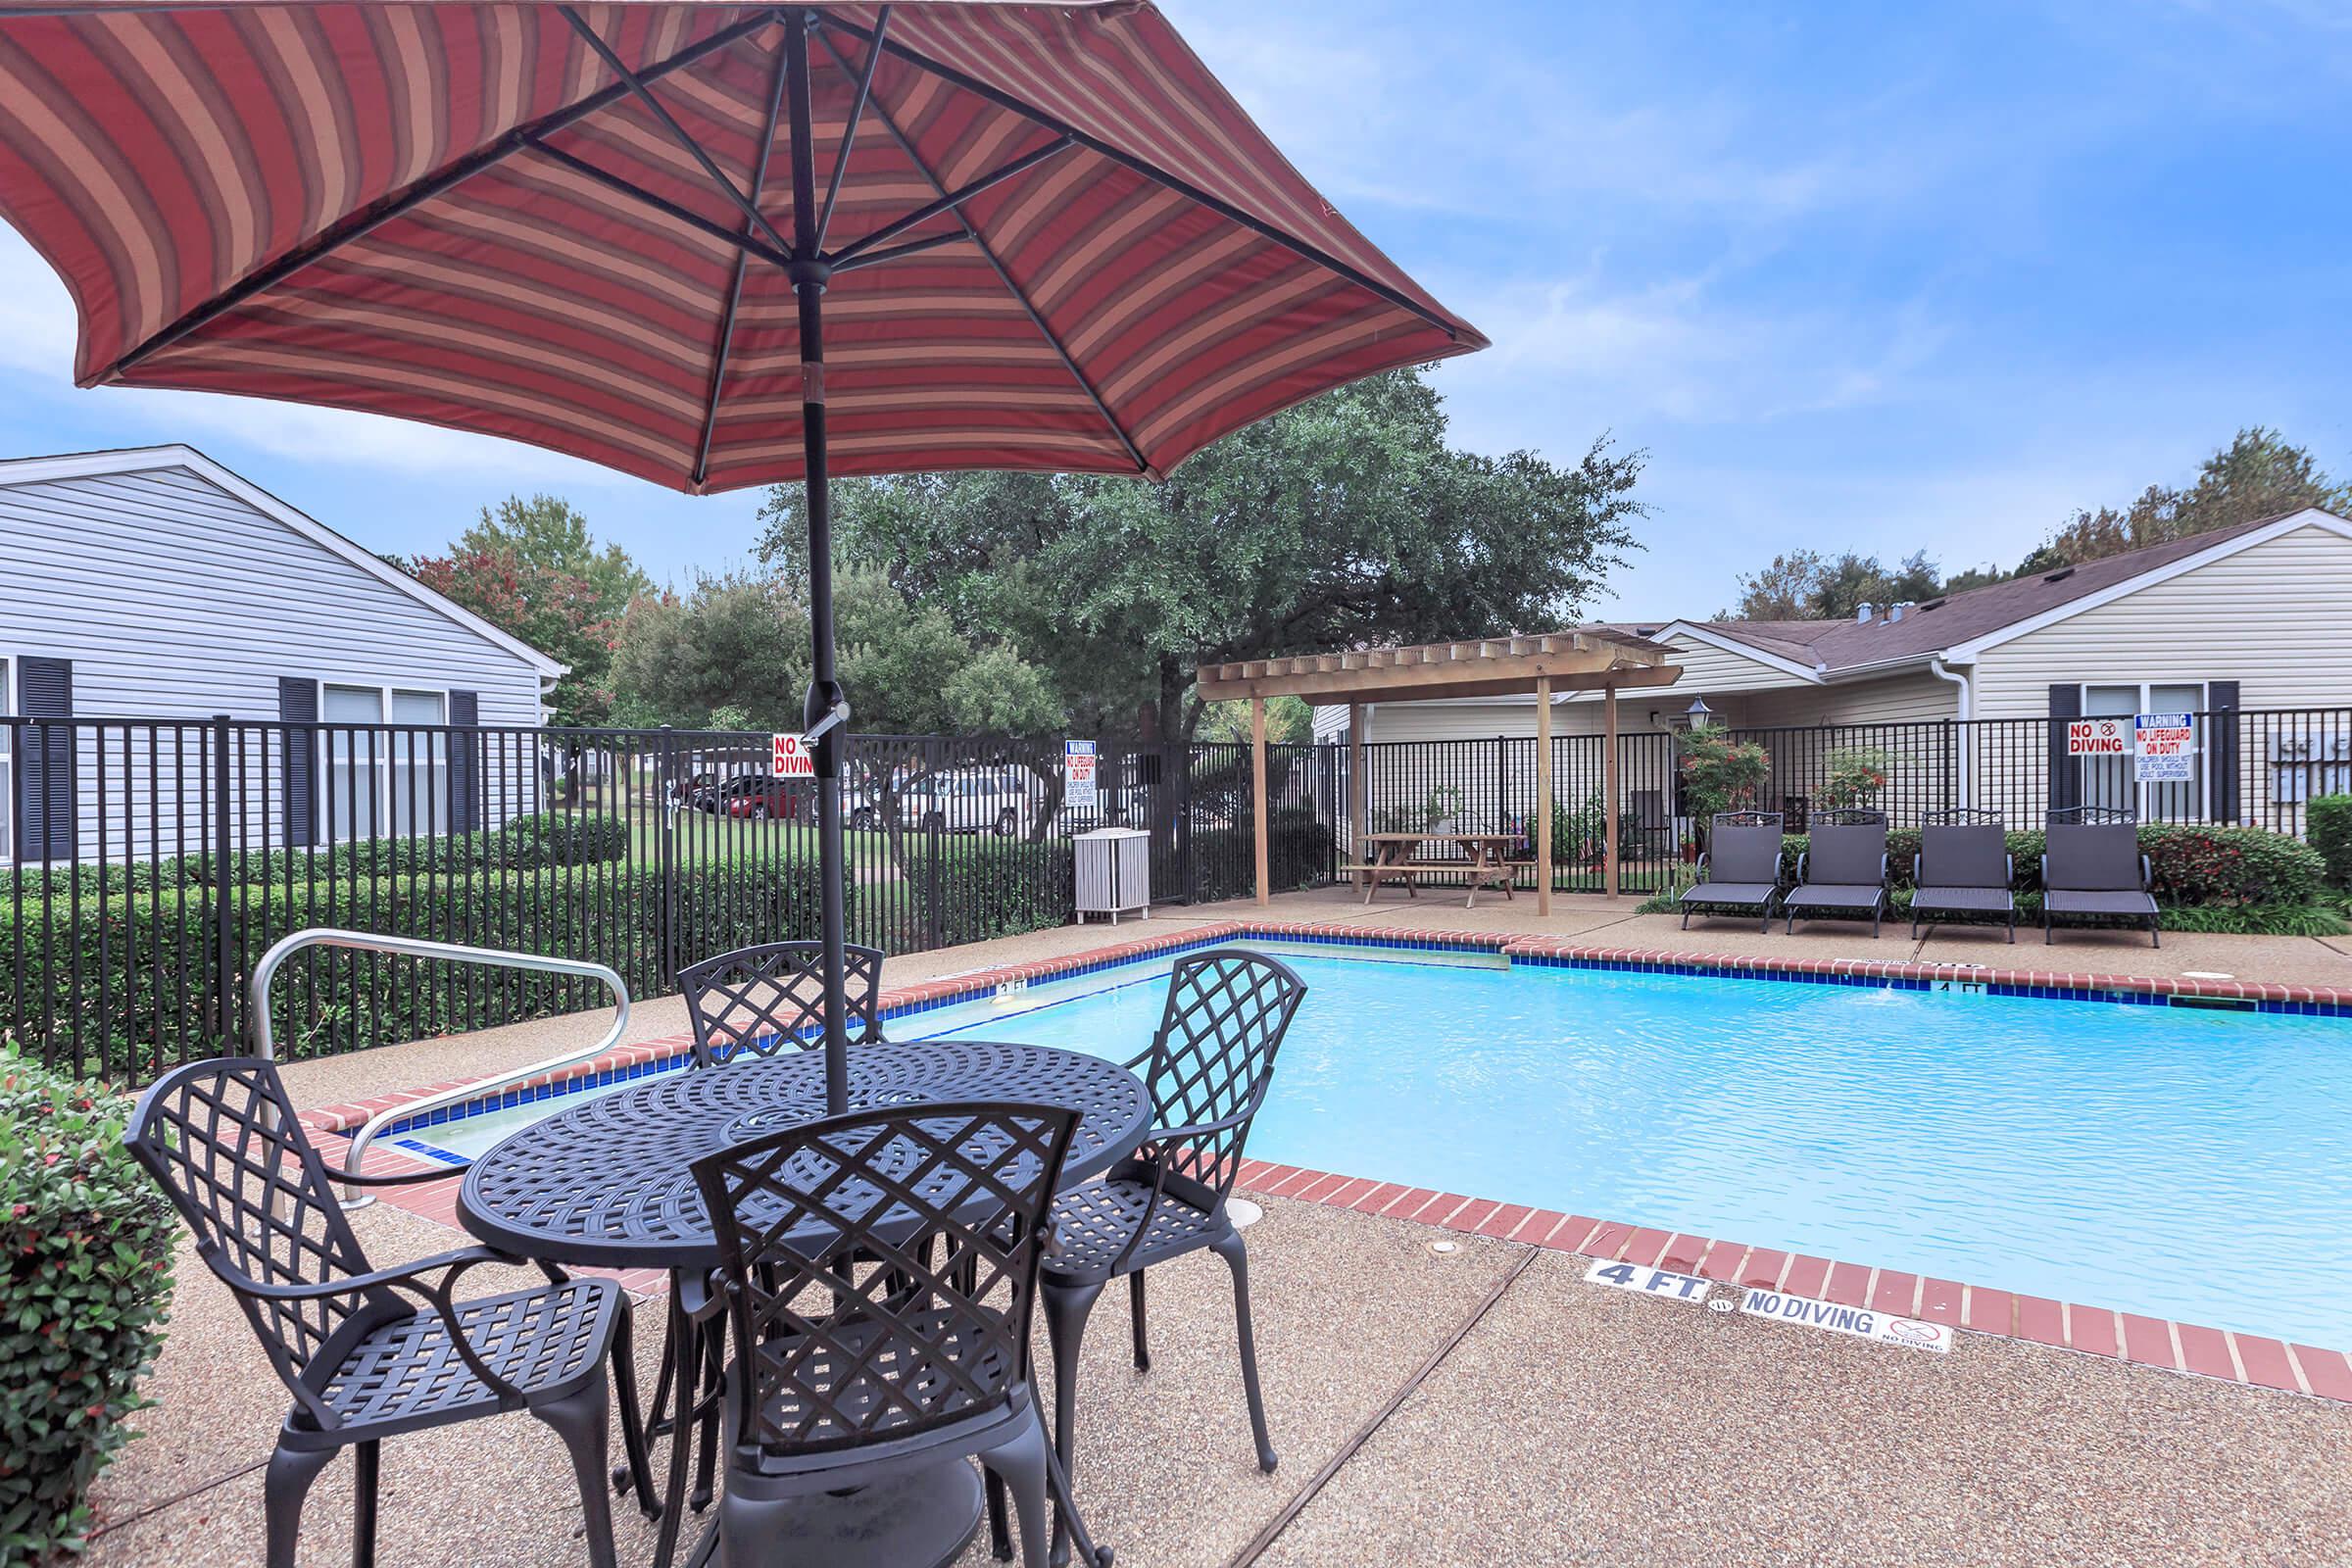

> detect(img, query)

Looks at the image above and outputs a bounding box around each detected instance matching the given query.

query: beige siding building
[1324,509,2352,833]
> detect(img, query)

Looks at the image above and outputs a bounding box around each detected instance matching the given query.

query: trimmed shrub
[2138,825,2325,906]
[1,1047,175,1562]
[905,838,1077,947]
[1178,808,1336,906]
[3,859,833,1081]
[489,811,630,869]
[2310,795,2352,889]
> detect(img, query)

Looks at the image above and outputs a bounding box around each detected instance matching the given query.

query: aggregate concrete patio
[85,889,2352,1565]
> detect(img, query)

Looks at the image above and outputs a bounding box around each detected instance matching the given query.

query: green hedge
[1,1048,175,1562]
[905,839,1076,947]
[2311,796,2352,889]
[1178,808,1337,905]
[1,814,631,903]
[5,858,832,1080]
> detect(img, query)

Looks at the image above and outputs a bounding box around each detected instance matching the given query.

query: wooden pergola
[1194,631,1683,911]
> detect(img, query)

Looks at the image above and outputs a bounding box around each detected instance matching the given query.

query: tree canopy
[608,564,1062,737]
[756,367,1645,739]
[1722,427,2352,621]
[398,495,652,726]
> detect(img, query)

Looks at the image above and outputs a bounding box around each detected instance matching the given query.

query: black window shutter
[16,657,74,860]
[2207,680,2240,824]
[277,677,318,847]
[2046,683,2082,817]
[448,690,480,833]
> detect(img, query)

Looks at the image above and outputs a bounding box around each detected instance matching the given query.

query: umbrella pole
[784,9,852,1114]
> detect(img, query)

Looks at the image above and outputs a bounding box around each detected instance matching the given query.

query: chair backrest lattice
[1134,950,1307,1207]
[692,1102,1077,1460]
[680,941,886,1068]
[124,1057,388,1422]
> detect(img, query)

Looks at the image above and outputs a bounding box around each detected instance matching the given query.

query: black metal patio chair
[688,1102,1105,1568]
[1783,808,1890,937]
[123,1057,647,1568]
[679,940,887,1066]
[1911,808,2016,941]
[2042,807,2161,948]
[1039,949,1307,1563]
[1679,811,1786,932]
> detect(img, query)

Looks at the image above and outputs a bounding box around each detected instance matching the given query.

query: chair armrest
[1120,1044,1154,1074]
[1693,853,1710,880]
[1878,853,1890,886]
[221,1245,545,1401]
[1911,853,1922,885]
[2038,853,2050,888]
[1791,852,1808,885]
[2141,854,2154,892]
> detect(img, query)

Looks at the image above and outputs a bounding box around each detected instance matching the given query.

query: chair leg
[353,1440,380,1568]
[1208,1229,1278,1474]
[2150,913,2161,949]
[987,1468,1013,1561]
[263,1443,335,1568]
[607,1299,661,1520]
[977,1419,1054,1568]
[535,1378,619,1568]
[691,1317,723,1512]
[1041,1279,1102,1568]
[1130,1271,1151,1372]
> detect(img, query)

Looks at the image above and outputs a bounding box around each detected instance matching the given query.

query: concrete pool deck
[87,891,2352,1564]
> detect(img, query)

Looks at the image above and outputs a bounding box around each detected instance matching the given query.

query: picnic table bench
[1345,831,1530,907]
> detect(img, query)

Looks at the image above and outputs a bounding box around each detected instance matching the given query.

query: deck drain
[1228,1198,1263,1230]
[1430,1239,1459,1254]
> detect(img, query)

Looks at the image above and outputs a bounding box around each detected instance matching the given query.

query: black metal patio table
[458,1039,1152,1568]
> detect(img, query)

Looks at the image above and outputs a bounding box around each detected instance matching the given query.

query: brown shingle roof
[1653,514,2328,676]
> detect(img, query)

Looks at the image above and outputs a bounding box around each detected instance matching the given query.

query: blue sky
[3,0,2348,618]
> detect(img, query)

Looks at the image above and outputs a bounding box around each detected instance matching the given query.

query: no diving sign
[771,732,814,778]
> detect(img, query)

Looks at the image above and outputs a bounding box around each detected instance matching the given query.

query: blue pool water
[894,941,2352,1348]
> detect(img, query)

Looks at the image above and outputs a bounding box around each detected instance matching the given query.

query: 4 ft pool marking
[1582,1258,1952,1353]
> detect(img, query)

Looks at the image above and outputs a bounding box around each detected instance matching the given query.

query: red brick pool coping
[301,918,2352,1400]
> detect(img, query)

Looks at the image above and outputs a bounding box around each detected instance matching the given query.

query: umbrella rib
[98,6,785,383]
[524,139,794,273]
[823,134,1075,267]
[559,4,797,264]
[814,11,1459,343]
[812,3,891,255]
[827,229,970,274]
[694,34,795,489]
[812,25,1152,476]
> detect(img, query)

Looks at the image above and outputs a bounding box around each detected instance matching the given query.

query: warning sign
[2067,717,2131,757]
[1064,739,1099,810]
[2135,712,2195,783]
[771,732,814,779]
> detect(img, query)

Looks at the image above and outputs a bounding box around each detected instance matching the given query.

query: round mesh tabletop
[457,1041,1152,1270]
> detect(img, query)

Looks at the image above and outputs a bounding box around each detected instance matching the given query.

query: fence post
[209,713,236,1048]
[1175,741,1196,906]
[656,725,677,987]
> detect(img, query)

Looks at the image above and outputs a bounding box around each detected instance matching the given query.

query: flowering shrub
[1818,746,1890,811]
[2137,824,2326,906]
[1674,723,1770,826]
[1,1045,175,1562]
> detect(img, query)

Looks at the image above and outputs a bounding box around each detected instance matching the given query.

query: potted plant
[1819,745,1890,811]
[1675,722,1770,844]
[1424,783,1465,834]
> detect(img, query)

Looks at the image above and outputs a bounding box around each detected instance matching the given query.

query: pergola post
[1347,702,1366,895]
[1603,683,1621,901]
[1533,676,1553,916]
[1251,695,1270,906]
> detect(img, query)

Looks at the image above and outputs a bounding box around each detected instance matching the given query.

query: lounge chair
[1910,809,2016,942]
[1783,809,1889,937]
[2042,808,2160,948]
[1679,811,1785,932]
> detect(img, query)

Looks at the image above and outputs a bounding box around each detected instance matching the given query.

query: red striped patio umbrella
[0,1,1484,1104]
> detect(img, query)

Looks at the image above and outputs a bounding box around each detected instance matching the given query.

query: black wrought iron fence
[9,706,2346,1081]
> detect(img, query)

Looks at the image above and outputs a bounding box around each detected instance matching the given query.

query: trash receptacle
[1074,826,1151,924]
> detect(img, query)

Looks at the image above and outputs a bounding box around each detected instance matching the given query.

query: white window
[2081,681,2206,821]
[320,684,449,839]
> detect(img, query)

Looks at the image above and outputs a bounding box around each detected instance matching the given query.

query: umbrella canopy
[0,0,1485,1108]
[0,1,1483,488]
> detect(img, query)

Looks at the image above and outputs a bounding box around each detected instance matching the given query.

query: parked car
[691,773,805,820]
[900,767,1046,836]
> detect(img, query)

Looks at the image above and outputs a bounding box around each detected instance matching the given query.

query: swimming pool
[394,938,2352,1348]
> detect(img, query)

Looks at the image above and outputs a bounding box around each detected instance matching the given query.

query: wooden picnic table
[1346,831,1528,907]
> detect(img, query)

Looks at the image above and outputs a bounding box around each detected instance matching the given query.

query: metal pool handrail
[246,928,632,1207]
